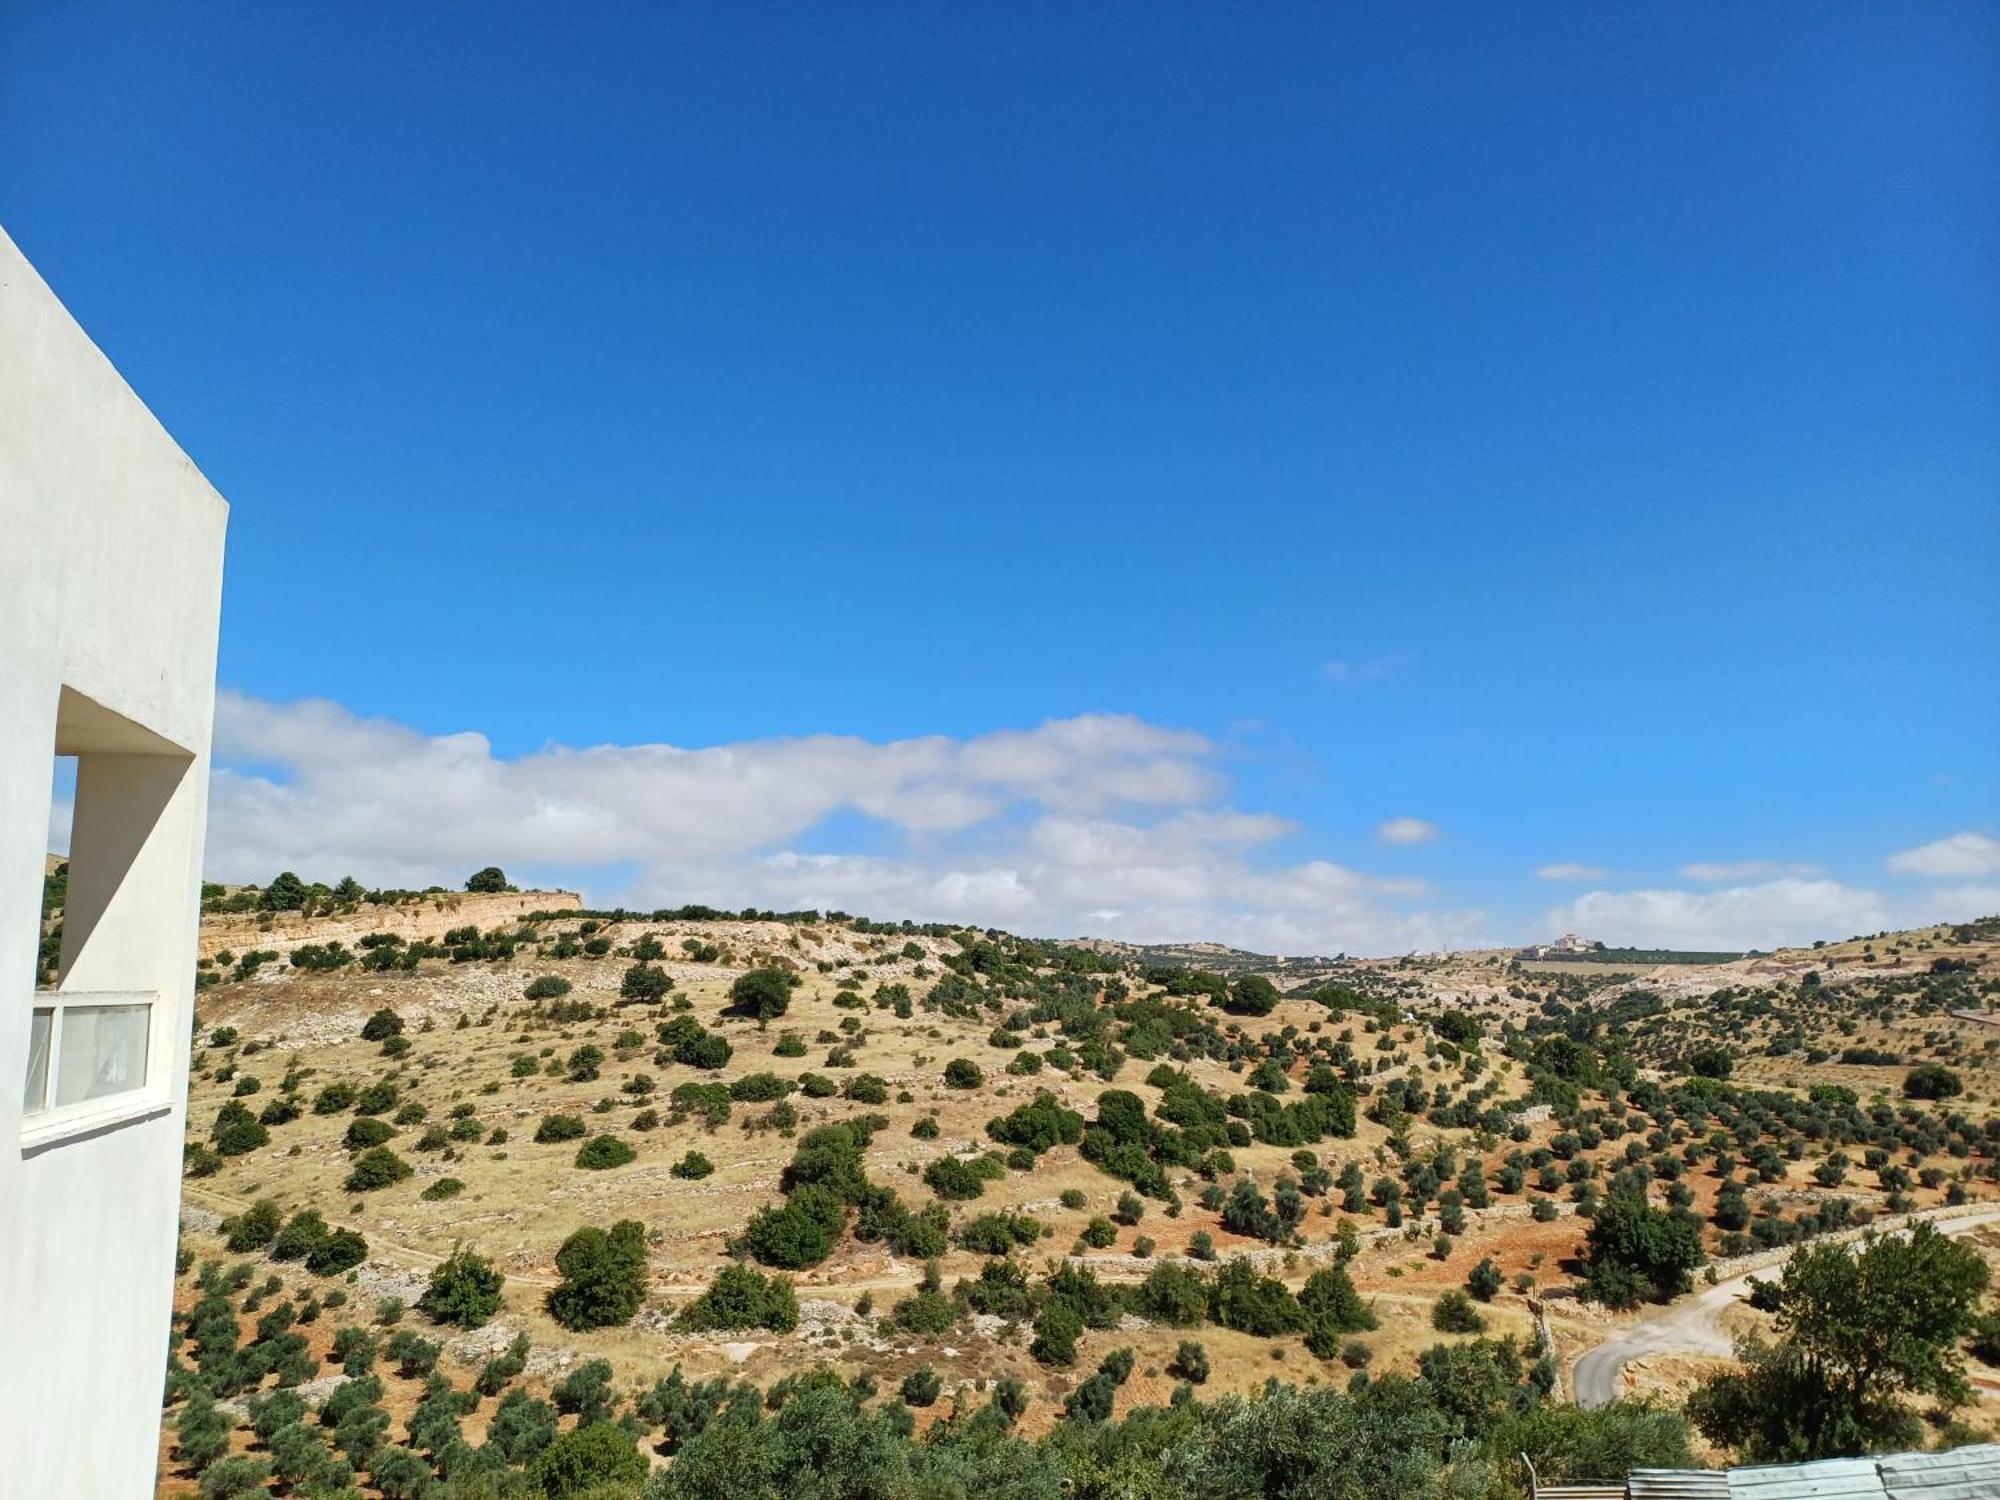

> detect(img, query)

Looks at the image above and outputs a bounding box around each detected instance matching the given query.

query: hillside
[143,878,2000,1497]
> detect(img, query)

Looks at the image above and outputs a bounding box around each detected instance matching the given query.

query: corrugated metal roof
[1876,1442,2000,1498]
[1727,1456,1886,1500]
[1537,1442,2000,1500]
[1627,1468,1729,1499]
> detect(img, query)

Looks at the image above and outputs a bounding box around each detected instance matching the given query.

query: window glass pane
[24,1007,53,1113]
[54,1002,149,1106]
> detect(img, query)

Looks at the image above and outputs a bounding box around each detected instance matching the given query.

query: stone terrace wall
[196,889,581,961]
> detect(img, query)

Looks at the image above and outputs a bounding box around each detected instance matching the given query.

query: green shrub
[222,1199,283,1253]
[270,1209,328,1262]
[535,1113,587,1143]
[418,1247,504,1327]
[955,1211,1041,1255]
[360,1008,404,1042]
[678,1263,799,1333]
[312,1081,356,1115]
[344,1117,395,1152]
[1170,1340,1210,1383]
[843,1073,889,1104]
[344,1147,412,1192]
[728,966,798,1022]
[384,1327,441,1377]
[305,1228,369,1276]
[197,1454,270,1499]
[677,1032,732,1070]
[620,962,673,1004]
[1031,1301,1082,1366]
[547,1220,649,1331]
[923,1156,986,1201]
[729,1071,794,1102]
[1467,1257,1504,1302]
[671,1150,714,1180]
[212,1102,269,1156]
[576,1134,637,1170]
[943,1058,983,1089]
[487,1389,558,1464]
[1209,1258,1304,1336]
[742,1187,844,1269]
[1904,1063,1963,1100]
[1432,1289,1486,1333]
[529,1421,647,1499]
[670,1081,732,1127]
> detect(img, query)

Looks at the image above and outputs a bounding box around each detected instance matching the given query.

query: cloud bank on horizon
[132,691,2000,958]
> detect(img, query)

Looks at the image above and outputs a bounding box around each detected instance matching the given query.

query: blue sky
[10,4,1997,952]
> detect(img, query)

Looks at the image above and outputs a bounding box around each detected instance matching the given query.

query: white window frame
[20,988,168,1152]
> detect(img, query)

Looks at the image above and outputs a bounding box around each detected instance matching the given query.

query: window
[22,700,187,1141]
[23,994,152,1115]
[30,757,155,1117]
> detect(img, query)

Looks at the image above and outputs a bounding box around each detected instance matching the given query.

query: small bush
[1467,1257,1504,1302]
[360,1008,404,1042]
[344,1147,412,1193]
[343,1117,395,1152]
[729,1072,793,1103]
[728,966,798,1022]
[270,1209,328,1262]
[670,1150,714,1180]
[943,1058,984,1090]
[576,1134,637,1170]
[529,1421,647,1498]
[1170,1340,1209,1383]
[418,1247,504,1327]
[923,1156,986,1201]
[677,1263,799,1333]
[1432,1289,1486,1333]
[535,1113,588,1144]
[844,1074,890,1105]
[222,1199,283,1253]
[547,1220,649,1332]
[305,1228,368,1276]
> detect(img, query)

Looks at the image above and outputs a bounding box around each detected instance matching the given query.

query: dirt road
[1571,1207,2000,1408]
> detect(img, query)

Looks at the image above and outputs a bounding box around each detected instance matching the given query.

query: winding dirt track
[1571,1207,2000,1408]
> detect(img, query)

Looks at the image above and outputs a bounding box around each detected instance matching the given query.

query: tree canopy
[1690,1222,1989,1461]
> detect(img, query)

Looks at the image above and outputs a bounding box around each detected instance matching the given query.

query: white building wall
[0,225,228,1494]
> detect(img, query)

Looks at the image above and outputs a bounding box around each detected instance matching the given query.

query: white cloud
[47,797,72,858]
[1544,877,1890,952]
[1919,885,2000,925]
[1537,862,1606,882]
[1376,816,1441,846]
[1887,831,2000,879]
[206,691,1474,957]
[1679,859,1822,882]
[1320,651,1412,684]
